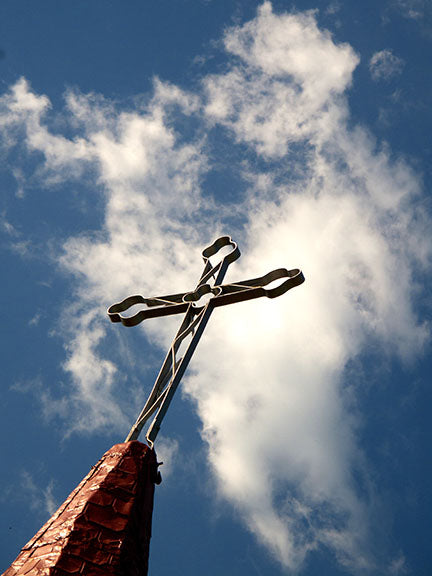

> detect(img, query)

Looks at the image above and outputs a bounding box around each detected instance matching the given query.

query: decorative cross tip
[108,235,304,446]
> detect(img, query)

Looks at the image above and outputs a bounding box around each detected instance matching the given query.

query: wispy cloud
[28,312,42,327]
[0,210,32,256]
[0,211,19,237]
[386,1,432,39]
[369,49,404,81]
[325,2,342,16]
[1,2,430,572]
[388,553,409,575]
[20,471,58,518]
[155,437,179,480]
[392,0,425,20]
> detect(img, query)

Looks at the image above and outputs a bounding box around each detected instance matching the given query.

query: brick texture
[2,441,160,576]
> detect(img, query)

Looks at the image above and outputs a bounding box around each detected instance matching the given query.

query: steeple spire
[3,442,160,576]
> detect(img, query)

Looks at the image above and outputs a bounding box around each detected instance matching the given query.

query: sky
[0,1,431,575]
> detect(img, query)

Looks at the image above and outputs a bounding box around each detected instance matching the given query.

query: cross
[108,236,304,447]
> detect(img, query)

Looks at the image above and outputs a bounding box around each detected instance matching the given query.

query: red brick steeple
[3,441,159,576]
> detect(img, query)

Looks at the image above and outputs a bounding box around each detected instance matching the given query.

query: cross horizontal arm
[107,267,304,327]
[107,293,189,326]
[210,267,304,306]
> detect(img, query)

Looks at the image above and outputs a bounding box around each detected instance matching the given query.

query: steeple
[3,442,160,576]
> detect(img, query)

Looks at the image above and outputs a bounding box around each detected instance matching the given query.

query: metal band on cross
[108,236,304,447]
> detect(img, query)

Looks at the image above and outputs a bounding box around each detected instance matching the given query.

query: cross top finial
[108,236,304,447]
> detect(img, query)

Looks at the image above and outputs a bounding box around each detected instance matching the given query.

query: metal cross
[107,236,304,447]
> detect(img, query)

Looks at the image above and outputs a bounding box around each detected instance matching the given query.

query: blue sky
[1,1,431,575]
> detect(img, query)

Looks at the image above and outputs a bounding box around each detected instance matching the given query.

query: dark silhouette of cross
[108,236,304,446]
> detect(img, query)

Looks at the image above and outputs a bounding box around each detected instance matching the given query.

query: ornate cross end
[108,236,304,447]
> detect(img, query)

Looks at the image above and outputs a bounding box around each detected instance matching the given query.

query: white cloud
[155,437,179,480]
[369,49,404,81]
[43,481,58,517]
[1,2,430,573]
[204,2,359,157]
[1,75,211,436]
